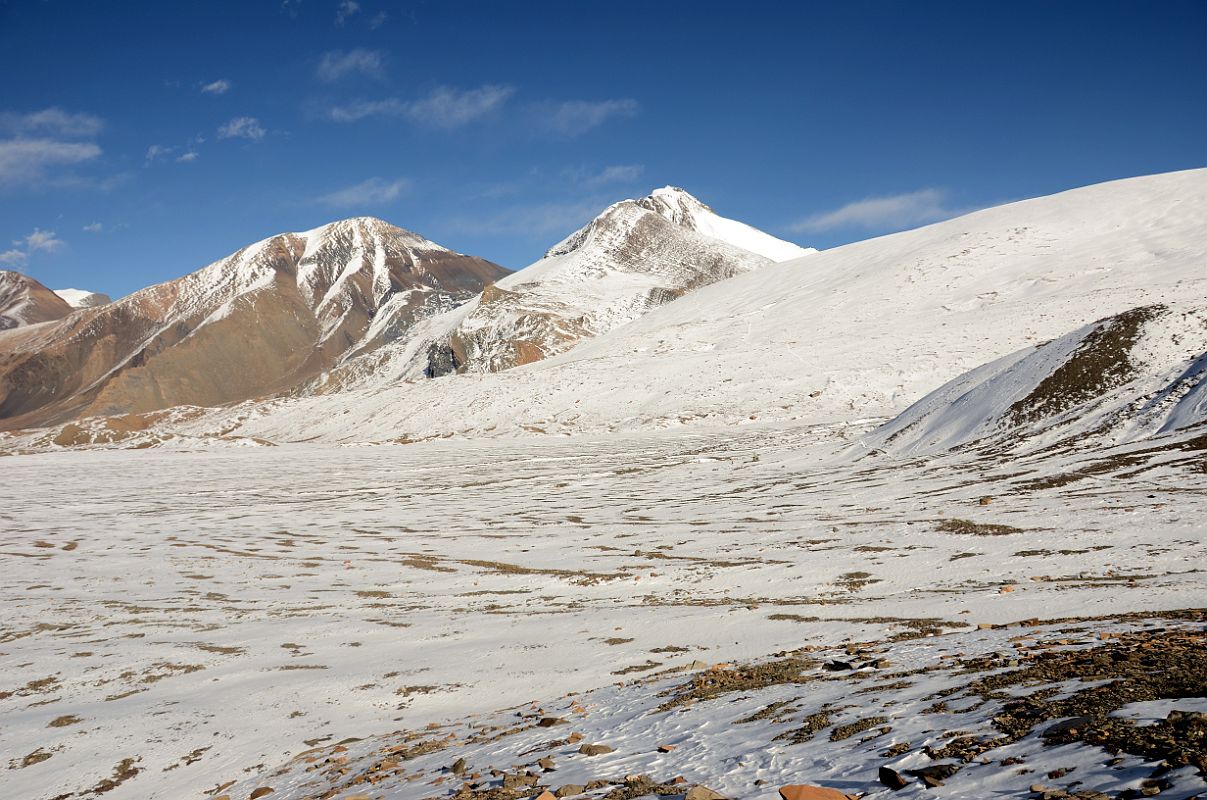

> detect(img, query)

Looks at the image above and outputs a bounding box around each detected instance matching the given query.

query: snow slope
[173,167,1207,445]
[861,303,1207,457]
[53,288,112,309]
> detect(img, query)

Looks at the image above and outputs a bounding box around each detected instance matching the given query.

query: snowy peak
[0,271,73,330]
[548,186,814,263]
[54,288,112,309]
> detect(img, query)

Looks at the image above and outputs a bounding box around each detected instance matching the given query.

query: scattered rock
[503,773,538,789]
[906,763,960,787]
[555,785,584,798]
[657,744,676,753]
[537,757,556,772]
[249,790,275,800]
[685,786,726,800]
[451,757,468,775]
[533,791,557,800]
[822,660,854,672]
[1042,716,1093,739]
[778,785,859,800]
[537,717,565,727]
[577,744,613,756]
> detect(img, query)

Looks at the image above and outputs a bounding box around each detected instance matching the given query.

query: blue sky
[1,0,1205,297]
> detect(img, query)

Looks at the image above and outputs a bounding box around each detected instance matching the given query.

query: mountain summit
[0,271,74,330]
[394,187,814,379]
[0,218,506,428]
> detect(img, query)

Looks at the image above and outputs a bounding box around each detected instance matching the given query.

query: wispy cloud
[328,85,515,128]
[447,199,606,238]
[789,188,971,233]
[145,143,175,164]
[22,228,64,253]
[538,98,638,137]
[177,151,200,163]
[318,176,410,207]
[3,227,66,265]
[0,248,25,266]
[217,116,266,141]
[0,139,102,187]
[581,164,644,187]
[0,107,104,139]
[82,222,103,233]
[335,0,360,25]
[316,49,385,82]
[200,79,232,95]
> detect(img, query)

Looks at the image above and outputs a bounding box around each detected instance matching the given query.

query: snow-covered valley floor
[1,422,1204,799]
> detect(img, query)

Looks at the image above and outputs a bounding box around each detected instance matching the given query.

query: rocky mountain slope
[320,187,813,388]
[0,271,74,330]
[862,303,1207,457]
[0,218,506,429]
[144,167,1206,447]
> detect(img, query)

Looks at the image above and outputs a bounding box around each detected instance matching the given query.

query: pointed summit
[548,187,814,263]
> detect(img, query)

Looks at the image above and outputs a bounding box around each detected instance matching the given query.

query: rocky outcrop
[0,218,506,429]
[862,303,1207,456]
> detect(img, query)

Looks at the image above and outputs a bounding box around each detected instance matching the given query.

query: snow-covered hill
[53,288,112,309]
[0,271,73,330]
[0,218,505,428]
[164,167,1206,445]
[862,303,1207,457]
[320,187,812,387]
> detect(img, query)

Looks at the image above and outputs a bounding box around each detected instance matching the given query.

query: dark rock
[879,766,908,790]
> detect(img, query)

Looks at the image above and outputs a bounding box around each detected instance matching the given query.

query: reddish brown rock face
[0,218,507,430]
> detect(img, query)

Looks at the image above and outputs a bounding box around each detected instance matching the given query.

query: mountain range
[2,168,1205,457]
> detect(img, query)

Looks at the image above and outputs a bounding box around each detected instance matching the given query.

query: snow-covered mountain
[161,167,1205,446]
[0,271,73,330]
[0,218,505,429]
[861,302,1207,456]
[320,187,813,387]
[54,288,112,309]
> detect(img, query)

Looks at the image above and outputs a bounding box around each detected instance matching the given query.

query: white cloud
[177,151,200,163]
[318,177,410,207]
[789,188,970,233]
[316,49,385,82]
[22,228,65,253]
[540,99,638,136]
[0,108,104,139]
[0,138,102,186]
[217,116,266,141]
[335,0,360,25]
[200,79,232,95]
[328,85,515,128]
[0,248,26,266]
[369,11,387,28]
[82,222,103,233]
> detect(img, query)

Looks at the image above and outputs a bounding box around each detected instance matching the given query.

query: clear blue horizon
[1,0,1205,297]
